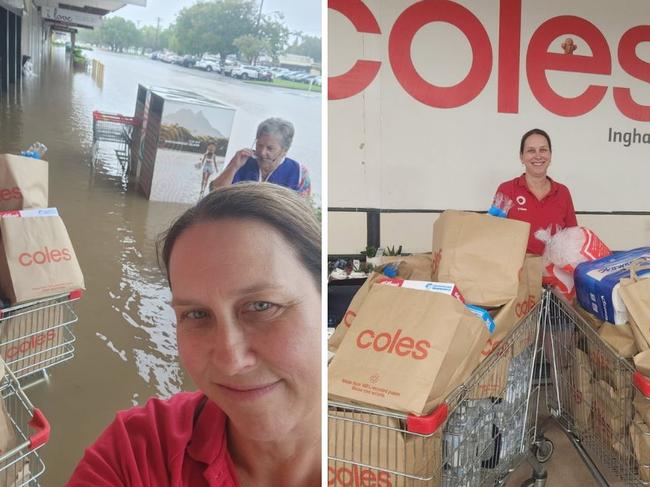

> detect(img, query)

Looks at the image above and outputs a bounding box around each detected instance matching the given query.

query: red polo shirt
[65,392,240,487]
[495,175,577,255]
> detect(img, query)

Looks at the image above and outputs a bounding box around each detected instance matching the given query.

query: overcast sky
[111,0,321,37]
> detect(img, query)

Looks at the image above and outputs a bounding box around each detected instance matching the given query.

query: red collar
[516,173,558,197]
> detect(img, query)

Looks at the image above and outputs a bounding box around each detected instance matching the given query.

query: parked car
[253,66,273,81]
[231,65,259,80]
[174,55,198,68]
[223,62,241,77]
[195,55,221,72]
[149,51,161,60]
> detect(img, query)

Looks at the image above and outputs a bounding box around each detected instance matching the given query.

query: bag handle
[629,257,650,281]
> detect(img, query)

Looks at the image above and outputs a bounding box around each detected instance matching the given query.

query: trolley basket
[0,290,82,380]
[329,297,545,486]
[545,288,650,485]
[0,364,49,486]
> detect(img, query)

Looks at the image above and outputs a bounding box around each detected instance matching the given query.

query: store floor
[507,410,626,487]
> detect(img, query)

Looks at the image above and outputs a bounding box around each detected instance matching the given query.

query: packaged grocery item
[537,226,611,301]
[575,247,650,324]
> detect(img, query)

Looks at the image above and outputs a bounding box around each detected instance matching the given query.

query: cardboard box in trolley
[328,285,489,416]
[0,209,84,305]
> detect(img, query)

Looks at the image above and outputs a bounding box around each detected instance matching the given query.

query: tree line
[76,0,321,64]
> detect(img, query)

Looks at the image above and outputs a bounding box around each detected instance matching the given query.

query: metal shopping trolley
[329,296,551,486]
[0,290,82,381]
[91,111,140,173]
[544,288,649,485]
[0,364,49,486]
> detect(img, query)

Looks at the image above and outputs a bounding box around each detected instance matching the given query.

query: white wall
[328,0,650,254]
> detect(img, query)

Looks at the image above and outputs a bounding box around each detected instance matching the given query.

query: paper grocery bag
[431,210,530,307]
[0,215,84,304]
[571,349,593,433]
[573,301,606,332]
[328,408,441,486]
[0,362,16,455]
[328,285,489,415]
[620,276,650,353]
[0,300,67,376]
[630,419,650,481]
[482,255,543,359]
[598,323,637,358]
[0,154,48,211]
[592,379,633,442]
[329,260,429,353]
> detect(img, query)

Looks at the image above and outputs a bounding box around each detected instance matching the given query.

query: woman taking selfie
[66,182,322,486]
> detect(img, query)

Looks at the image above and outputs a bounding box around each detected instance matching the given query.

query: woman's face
[520,133,551,177]
[169,219,320,442]
[255,133,287,173]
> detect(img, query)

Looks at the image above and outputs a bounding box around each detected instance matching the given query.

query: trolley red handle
[406,403,448,435]
[92,110,141,126]
[68,289,84,300]
[634,371,650,397]
[28,408,50,449]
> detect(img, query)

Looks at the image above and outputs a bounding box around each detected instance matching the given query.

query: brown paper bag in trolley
[0,299,67,377]
[329,285,489,415]
[328,408,442,486]
[0,154,48,212]
[0,212,84,305]
[431,210,530,308]
[469,255,542,400]
[329,258,431,353]
[570,349,593,434]
[630,419,650,482]
[620,260,650,353]
[0,362,17,456]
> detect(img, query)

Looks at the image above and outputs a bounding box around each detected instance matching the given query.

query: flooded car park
[0,45,320,485]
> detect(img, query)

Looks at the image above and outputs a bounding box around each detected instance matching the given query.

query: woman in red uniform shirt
[492,128,577,255]
[66,183,321,487]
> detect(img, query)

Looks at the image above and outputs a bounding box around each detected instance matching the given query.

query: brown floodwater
[0,44,320,486]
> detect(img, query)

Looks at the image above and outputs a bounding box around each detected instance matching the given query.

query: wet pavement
[0,45,320,485]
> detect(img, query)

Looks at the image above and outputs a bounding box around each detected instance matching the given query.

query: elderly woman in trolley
[211,117,311,197]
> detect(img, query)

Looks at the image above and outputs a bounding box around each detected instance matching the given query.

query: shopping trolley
[329,296,551,486]
[544,288,649,485]
[0,290,82,381]
[91,111,140,172]
[0,364,49,486]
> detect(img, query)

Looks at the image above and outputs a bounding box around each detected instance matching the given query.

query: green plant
[385,245,403,256]
[360,245,377,258]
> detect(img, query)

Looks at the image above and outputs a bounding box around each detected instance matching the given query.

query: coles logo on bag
[0,187,22,201]
[18,246,72,266]
[328,464,393,487]
[356,328,431,359]
[515,295,537,318]
[3,329,57,359]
